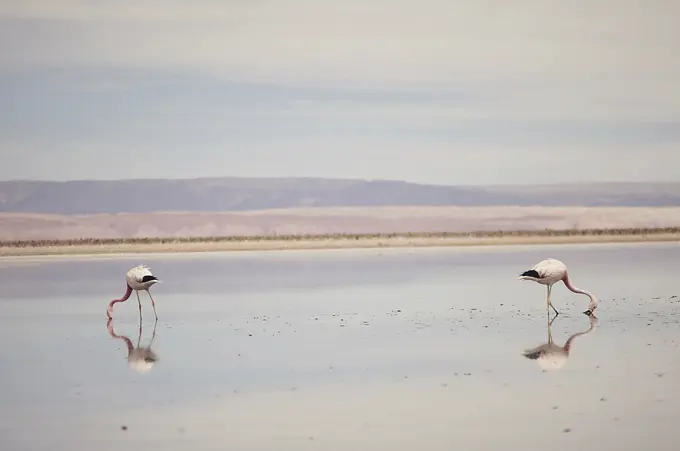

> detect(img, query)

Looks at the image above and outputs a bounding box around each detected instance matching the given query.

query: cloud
[1,0,678,123]
[1,1,677,81]
[0,1,678,182]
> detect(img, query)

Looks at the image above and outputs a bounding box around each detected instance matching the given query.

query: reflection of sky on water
[1,242,680,450]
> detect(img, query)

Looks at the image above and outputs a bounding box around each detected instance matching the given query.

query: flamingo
[106,265,160,319]
[107,317,159,374]
[518,258,597,316]
[523,314,597,371]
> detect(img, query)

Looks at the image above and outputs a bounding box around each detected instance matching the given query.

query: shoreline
[1,233,680,257]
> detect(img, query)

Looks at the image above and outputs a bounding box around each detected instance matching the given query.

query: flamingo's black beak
[583,310,593,316]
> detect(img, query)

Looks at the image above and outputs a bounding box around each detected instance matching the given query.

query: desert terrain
[2,231,680,257]
[2,178,680,256]
[1,206,680,242]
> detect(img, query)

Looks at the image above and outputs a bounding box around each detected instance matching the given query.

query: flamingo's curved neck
[107,285,133,317]
[563,272,597,310]
[106,319,134,354]
[563,322,596,354]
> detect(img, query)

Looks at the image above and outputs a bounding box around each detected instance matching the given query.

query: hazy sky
[1,0,679,185]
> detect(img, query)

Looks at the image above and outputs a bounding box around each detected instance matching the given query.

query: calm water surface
[1,242,679,450]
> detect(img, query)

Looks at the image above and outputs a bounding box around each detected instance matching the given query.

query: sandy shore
[2,233,680,257]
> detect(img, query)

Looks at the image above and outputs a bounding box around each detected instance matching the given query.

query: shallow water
[1,242,680,451]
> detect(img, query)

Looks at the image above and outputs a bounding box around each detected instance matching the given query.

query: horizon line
[0,176,678,188]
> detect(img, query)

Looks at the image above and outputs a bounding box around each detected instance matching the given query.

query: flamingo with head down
[107,317,159,374]
[518,258,598,316]
[523,314,598,371]
[107,265,160,320]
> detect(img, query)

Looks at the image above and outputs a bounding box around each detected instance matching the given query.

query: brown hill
[1,178,680,215]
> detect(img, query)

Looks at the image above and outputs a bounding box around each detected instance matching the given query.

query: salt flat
[3,205,680,240]
[1,242,679,451]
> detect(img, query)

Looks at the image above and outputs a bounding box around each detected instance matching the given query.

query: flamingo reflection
[522,314,598,371]
[107,317,159,374]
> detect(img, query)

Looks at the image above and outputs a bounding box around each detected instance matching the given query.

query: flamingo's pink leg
[135,290,142,319]
[147,290,158,320]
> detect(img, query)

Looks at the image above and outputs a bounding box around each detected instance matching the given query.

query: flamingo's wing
[531,258,565,279]
[523,343,551,359]
[127,264,153,283]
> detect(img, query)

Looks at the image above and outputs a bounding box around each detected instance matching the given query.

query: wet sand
[1,242,679,450]
[2,232,680,257]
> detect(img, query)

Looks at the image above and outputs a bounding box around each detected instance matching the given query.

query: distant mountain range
[1,177,679,214]
[2,178,680,240]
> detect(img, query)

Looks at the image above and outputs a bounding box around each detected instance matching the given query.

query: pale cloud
[0,0,678,182]
[2,1,677,83]
[1,0,678,120]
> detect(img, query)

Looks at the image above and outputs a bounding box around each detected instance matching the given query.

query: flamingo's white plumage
[127,347,159,374]
[107,318,159,374]
[523,315,597,370]
[107,265,161,319]
[125,264,159,291]
[518,258,597,316]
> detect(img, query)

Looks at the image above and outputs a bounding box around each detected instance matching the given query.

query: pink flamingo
[523,313,598,371]
[518,258,598,316]
[107,317,159,374]
[107,265,160,319]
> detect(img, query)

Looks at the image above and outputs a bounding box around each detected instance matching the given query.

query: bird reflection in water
[106,317,159,374]
[522,313,598,371]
